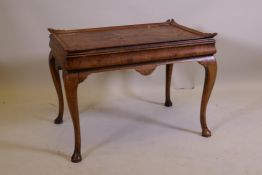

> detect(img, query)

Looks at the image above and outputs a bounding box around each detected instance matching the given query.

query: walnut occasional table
[48,19,217,163]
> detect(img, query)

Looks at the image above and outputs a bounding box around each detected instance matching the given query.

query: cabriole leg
[49,52,64,124]
[198,56,217,137]
[165,64,173,107]
[63,71,82,163]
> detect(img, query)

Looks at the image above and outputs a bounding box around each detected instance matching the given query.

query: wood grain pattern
[48,19,216,53]
[48,19,217,162]
[64,44,216,71]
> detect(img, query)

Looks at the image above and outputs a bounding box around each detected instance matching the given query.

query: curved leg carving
[63,72,84,163]
[198,56,217,137]
[165,64,173,107]
[135,65,157,76]
[49,52,64,124]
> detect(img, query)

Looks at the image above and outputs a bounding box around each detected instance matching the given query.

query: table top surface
[49,19,216,54]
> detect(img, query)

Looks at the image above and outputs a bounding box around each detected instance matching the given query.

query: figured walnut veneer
[48,19,217,163]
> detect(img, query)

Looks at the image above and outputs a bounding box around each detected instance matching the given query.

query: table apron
[62,44,216,71]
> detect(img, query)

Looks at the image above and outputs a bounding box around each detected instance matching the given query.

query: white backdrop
[1,0,262,91]
[1,1,262,174]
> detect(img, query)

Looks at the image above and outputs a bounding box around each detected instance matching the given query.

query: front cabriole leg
[63,71,88,163]
[198,56,217,137]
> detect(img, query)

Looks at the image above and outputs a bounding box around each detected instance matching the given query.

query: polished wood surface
[48,19,217,163]
[48,20,215,53]
[48,19,216,71]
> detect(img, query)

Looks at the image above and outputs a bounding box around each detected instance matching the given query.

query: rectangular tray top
[48,19,216,55]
